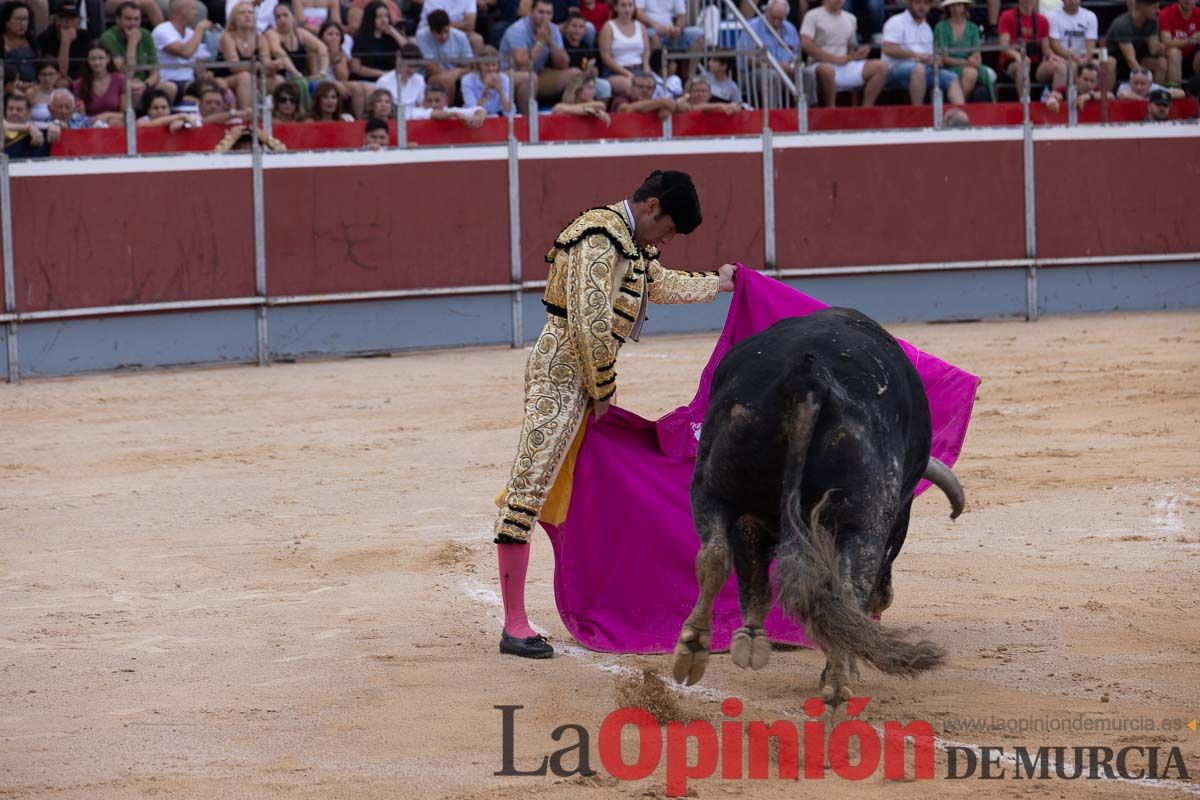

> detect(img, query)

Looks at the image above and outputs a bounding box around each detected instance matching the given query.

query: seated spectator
[352,0,412,81]
[198,81,248,123]
[363,114,390,146]
[609,68,674,116]
[345,0,402,37]
[882,0,964,104]
[373,43,426,113]
[563,8,610,97]
[37,0,93,81]
[700,56,741,104]
[266,4,328,90]
[366,86,395,117]
[319,20,369,116]
[1146,84,1172,117]
[1,2,39,87]
[103,0,163,31]
[47,86,89,126]
[676,74,740,112]
[599,0,648,97]
[99,2,164,106]
[997,0,1067,98]
[578,0,612,34]
[551,73,611,121]
[738,0,800,65]
[153,0,213,100]
[73,43,126,124]
[311,80,357,120]
[3,92,49,156]
[214,123,286,150]
[211,3,263,111]
[417,0,484,52]
[1159,0,1200,84]
[1048,0,1116,92]
[25,58,60,123]
[271,81,306,122]
[417,10,473,95]
[223,0,276,35]
[1107,0,1167,84]
[294,0,340,32]
[801,0,887,107]
[136,86,199,129]
[408,81,486,123]
[1042,61,1114,110]
[1116,65,1185,96]
[501,0,580,109]
[935,0,994,101]
[737,0,800,106]
[634,0,703,78]
[461,45,515,114]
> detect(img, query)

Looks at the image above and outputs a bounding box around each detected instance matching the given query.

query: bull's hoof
[671,625,711,686]
[820,681,854,707]
[730,626,770,671]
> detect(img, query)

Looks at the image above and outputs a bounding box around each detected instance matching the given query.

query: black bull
[671,307,965,703]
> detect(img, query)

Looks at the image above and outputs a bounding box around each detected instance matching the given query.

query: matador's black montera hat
[647,170,703,235]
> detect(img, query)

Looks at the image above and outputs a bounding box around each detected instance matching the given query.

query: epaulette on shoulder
[553,206,638,259]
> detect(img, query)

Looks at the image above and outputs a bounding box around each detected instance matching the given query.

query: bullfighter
[493,170,738,658]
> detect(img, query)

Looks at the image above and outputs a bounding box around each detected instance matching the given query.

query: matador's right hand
[592,397,611,420]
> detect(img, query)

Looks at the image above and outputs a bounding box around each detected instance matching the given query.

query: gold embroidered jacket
[542,204,720,401]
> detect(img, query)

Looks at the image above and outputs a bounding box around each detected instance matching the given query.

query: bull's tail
[924,457,965,519]
[773,374,944,677]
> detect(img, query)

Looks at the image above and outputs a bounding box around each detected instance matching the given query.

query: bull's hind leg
[730,516,774,671]
[821,520,890,706]
[672,494,735,686]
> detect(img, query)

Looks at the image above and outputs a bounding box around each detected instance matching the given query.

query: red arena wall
[1034,136,1200,260]
[6,127,1196,316]
[9,170,255,313]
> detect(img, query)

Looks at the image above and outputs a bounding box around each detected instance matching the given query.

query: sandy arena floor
[1,309,1198,799]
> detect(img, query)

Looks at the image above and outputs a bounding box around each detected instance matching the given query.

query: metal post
[759,48,770,122]
[1066,58,1077,127]
[1,152,17,383]
[662,113,672,138]
[260,65,272,138]
[506,137,523,348]
[123,62,136,155]
[394,54,407,148]
[251,60,269,364]
[527,71,538,143]
[506,67,516,140]
[1021,55,1031,127]
[795,60,807,133]
[932,49,943,129]
[1022,69,1038,323]
[761,126,776,276]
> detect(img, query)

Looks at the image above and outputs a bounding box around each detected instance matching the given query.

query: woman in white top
[598,0,648,97]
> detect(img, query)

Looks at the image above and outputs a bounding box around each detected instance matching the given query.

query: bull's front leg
[672,494,735,686]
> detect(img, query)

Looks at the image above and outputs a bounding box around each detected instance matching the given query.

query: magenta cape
[542,268,980,654]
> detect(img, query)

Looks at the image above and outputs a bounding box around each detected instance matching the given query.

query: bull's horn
[924,457,965,519]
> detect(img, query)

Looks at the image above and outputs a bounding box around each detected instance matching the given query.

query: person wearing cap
[492,170,738,659]
[934,0,994,101]
[1146,84,1174,116]
[36,0,95,80]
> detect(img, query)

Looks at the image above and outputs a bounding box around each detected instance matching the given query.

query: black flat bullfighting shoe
[500,630,554,659]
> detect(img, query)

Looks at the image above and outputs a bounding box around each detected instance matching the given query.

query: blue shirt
[461,71,514,114]
[738,16,800,63]
[415,27,474,70]
[499,16,565,72]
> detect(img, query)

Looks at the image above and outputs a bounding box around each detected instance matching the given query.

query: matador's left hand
[718,263,738,293]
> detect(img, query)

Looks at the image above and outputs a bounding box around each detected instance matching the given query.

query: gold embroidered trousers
[493,315,598,544]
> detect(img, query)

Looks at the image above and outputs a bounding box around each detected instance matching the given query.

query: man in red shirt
[1160,0,1200,83]
[999,0,1068,95]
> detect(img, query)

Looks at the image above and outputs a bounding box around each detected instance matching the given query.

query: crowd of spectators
[3,0,1196,155]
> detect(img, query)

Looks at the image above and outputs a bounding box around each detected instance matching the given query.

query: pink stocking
[497,543,538,638]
